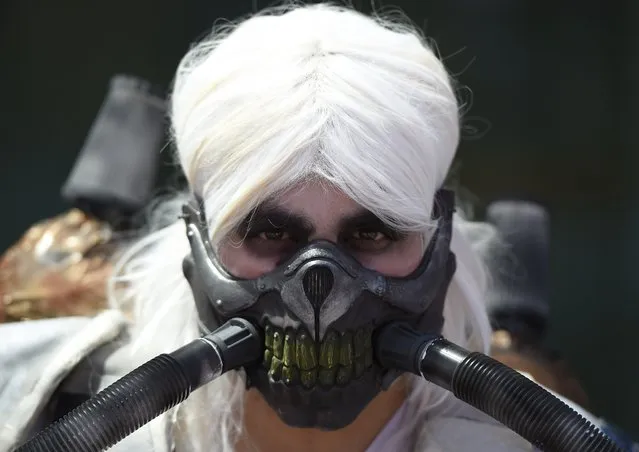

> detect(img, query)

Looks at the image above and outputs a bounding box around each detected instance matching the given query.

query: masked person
[1,4,607,452]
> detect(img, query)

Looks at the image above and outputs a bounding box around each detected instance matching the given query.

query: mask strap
[432,188,456,221]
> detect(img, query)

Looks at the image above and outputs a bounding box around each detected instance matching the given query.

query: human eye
[351,230,387,241]
[244,227,301,259]
[346,228,399,252]
[234,208,311,261]
[257,230,291,241]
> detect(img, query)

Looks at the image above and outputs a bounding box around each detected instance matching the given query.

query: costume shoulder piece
[0,209,123,323]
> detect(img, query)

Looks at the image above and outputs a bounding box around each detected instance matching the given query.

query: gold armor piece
[0,209,119,323]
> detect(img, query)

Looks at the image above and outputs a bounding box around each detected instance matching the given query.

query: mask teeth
[262,321,374,388]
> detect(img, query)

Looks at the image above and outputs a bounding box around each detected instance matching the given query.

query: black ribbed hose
[375,323,625,452]
[15,318,261,452]
[18,355,190,452]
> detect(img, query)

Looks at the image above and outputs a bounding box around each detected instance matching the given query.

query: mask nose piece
[302,265,334,308]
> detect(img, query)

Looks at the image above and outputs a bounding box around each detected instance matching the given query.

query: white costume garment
[0,312,609,452]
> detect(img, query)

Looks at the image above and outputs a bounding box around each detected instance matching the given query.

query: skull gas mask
[181,189,456,430]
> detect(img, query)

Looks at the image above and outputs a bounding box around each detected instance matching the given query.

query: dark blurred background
[1,0,637,436]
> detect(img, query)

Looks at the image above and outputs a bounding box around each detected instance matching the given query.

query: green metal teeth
[319,330,339,368]
[296,331,317,371]
[263,323,374,388]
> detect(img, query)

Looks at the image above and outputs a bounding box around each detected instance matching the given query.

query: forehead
[265,182,364,221]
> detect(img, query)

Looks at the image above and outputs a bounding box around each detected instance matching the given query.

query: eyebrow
[337,210,392,233]
[239,203,399,237]
[239,205,315,236]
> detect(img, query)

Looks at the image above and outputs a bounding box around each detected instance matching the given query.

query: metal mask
[181,189,457,430]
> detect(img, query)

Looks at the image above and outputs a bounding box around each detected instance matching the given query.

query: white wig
[109,4,495,451]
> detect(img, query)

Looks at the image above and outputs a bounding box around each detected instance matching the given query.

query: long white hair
[109,4,495,451]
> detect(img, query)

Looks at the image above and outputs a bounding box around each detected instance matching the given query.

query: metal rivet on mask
[374,276,386,296]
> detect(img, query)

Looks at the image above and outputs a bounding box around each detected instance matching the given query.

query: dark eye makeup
[237,207,312,242]
[235,205,406,257]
